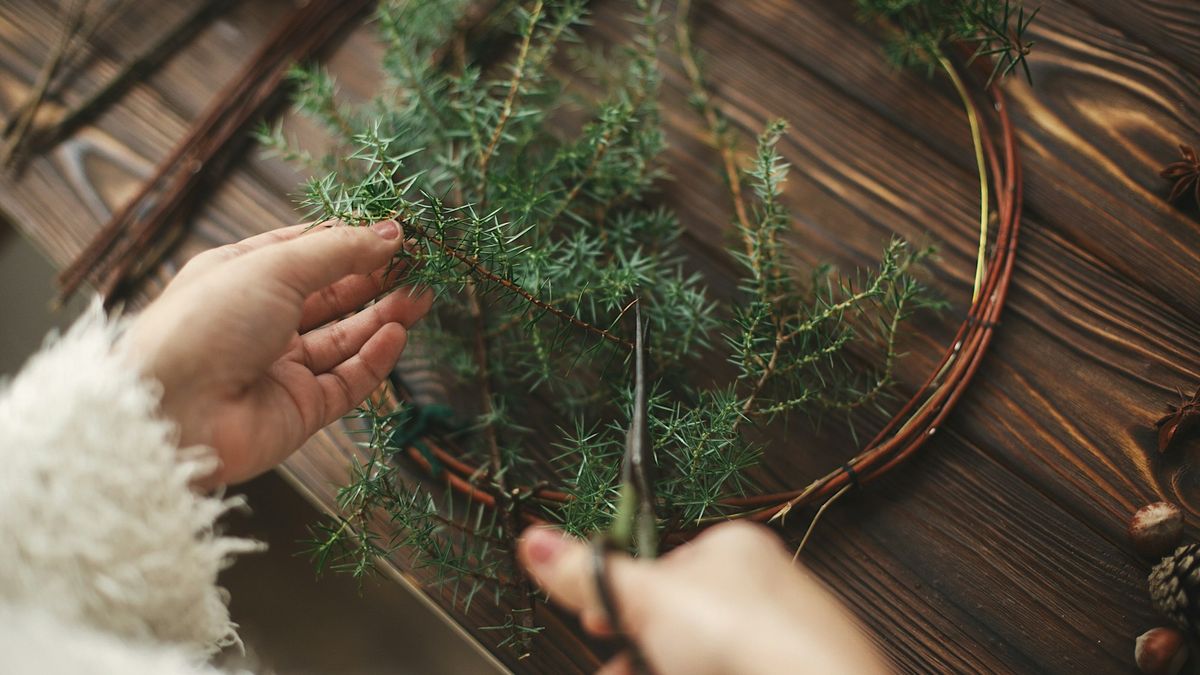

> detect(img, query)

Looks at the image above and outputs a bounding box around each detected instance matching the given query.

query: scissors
[592,303,657,672]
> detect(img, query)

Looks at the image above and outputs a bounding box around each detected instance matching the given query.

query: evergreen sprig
[264,0,1002,653]
[857,0,1039,83]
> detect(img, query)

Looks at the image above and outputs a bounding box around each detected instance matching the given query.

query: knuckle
[328,224,364,247]
[329,322,352,355]
[705,521,780,552]
[324,374,355,424]
[317,284,347,318]
[184,245,234,271]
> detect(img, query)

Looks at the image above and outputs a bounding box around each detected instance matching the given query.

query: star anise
[1156,386,1200,453]
[1161,144,1200,205]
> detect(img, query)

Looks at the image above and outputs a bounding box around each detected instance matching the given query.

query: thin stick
[2,0,142,141]
[791,484,851,562]
[675,0,753,254]
[0,0,91,166]
[22,0,236,161]
[940,54,989,302]
[57,0,370,303]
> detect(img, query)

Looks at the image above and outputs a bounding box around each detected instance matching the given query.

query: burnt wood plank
[1,0,1197,673]
[711,0,1200,321]
[635,3,1195,669]
[648,0,1200,518]
[1070,0,1200,76]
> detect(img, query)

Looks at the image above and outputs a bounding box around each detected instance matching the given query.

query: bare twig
[464,280,537,655]
[0,0,92,166]
[57,0,371,304]
[19,0,236,163]
[675,0,753,254]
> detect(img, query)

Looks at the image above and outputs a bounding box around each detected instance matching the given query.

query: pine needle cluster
[856,0,1039,83]
[263,0,1032,653]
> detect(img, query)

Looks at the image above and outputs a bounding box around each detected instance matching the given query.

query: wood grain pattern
[3,0,1199,672]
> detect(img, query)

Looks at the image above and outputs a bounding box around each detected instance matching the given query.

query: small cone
[1150,543,1200,637]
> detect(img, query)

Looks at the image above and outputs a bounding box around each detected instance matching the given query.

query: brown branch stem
[675,0,753,255]
[56,0,370,304]
[464,280,537,653]
[17,0,234,164]
[0,0,91,166]
[478,0,544,176]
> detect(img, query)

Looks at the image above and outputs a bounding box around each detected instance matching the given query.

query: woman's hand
[518,521,889,675]
[124,220,431,488]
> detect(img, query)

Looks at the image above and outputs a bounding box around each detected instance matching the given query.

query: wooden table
[2,1,1198,672]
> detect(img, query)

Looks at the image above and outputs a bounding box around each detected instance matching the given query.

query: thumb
[235,219,405,301]
[517,527,653,623]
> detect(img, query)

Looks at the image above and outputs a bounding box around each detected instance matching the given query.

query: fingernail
[371,219,400,240]
[524,527,567,567]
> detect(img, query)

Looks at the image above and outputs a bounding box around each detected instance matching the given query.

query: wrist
[120,314,203,446]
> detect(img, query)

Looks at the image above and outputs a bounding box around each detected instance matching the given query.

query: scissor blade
[623,304,657,557]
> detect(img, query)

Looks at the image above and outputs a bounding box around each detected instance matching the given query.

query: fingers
[175,223,313,283]
[236,220,405,303]
[299,262,409,331]
[580,606,615,637]
[517,527,651,621]
[300,288,431,373]
[596,654,634,675]
[314,322,408,427]
[300,271,388,332]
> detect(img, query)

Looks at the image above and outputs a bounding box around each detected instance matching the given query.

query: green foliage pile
[263,0,1034,652]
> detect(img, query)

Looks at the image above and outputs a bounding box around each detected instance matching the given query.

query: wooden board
[3,0,1199,672]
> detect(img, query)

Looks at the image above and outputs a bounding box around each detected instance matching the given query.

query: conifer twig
[478,0,544,176]
[405,221,634,349]
[465,278,537,655]
[731,78,1023,525]
[291,0,1027,636]
[550,87,653,226]
[675,0,753,255]
[549,123,619,226]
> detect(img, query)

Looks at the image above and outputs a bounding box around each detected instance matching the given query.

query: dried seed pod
[1131,502,1185,558]
[1156,387,1200,453]
[1150,544,1200,637]
[1135,626,1188,675]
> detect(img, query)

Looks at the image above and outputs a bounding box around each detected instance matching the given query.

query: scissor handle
[590,535,654,674]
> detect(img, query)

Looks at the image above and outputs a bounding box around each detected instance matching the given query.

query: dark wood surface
[2,0,1199,672]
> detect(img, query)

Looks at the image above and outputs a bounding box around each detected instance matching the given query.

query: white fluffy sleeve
[0,606,225,675]
[0,303,260,665]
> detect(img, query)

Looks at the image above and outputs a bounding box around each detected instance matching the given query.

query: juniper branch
[479,0,544,175]
[404,218,635,349]
[675,0,752,243]
[276,0,962,646]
